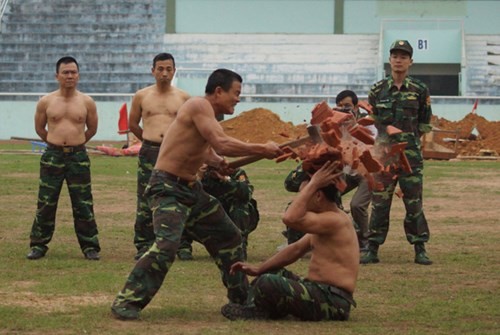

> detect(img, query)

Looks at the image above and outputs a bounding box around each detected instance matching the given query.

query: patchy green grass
[0,148,499,335]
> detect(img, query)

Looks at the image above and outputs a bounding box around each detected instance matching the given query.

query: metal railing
[0,0,9,28]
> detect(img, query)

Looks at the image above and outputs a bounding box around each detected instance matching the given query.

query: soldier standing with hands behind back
[128,53,190,260]
[361,40,433,265]
[27,56,101,261]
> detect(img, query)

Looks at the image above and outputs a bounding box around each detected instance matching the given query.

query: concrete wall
[1,95,498,141]
[174,0,500,35]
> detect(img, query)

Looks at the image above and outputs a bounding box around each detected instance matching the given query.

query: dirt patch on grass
[0,285,110,314]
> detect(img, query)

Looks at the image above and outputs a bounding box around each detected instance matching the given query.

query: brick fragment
[311,101,334,125]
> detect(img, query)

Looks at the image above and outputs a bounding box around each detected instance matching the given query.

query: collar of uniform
[387,76,411,90]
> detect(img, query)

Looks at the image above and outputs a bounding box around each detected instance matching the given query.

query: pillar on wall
[334,0,344,34]
[166,0,176,33]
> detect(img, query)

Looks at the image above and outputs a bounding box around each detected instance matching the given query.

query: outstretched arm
[191,98,283,159]
[230,235,312,276]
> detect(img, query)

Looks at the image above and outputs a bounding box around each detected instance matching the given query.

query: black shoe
[360,250,380,264]
[26,248,45,260]
[221,303,268,321]
[414,243,433,265]
[177,249,194,261]
[111,305,140,321]
[84,250,100,260]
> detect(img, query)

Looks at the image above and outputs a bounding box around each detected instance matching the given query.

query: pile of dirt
[223,108,500,157]
[221,108,307,144]
[431,113,500,156]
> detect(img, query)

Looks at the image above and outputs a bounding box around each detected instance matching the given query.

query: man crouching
[222,160,359,321]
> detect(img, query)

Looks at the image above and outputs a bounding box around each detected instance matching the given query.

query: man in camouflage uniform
[177,167,259,261]
[221,161,359,321]
[27,56,100,260]
[361,40,433,265]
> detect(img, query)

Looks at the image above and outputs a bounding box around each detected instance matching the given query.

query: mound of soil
[431,113,500,156]
[223,108,500,157]
[221,108,307,144]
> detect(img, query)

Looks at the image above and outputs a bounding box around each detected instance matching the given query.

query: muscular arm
[34,98,48,142]
[205,147,225,168]
[191,99,282,158]
[230,235,312,276]
[84,97,98,142]
[128,92,144,141]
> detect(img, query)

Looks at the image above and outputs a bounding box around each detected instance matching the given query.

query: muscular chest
[46,100,87,124]
[142,95,185,119]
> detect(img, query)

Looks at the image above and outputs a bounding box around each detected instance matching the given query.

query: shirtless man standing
[111,68,283,320]
[222,161,360,321]
[27,56,101,261]
[128,53,190,260]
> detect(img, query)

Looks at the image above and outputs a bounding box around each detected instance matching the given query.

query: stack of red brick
[275,101,412,192]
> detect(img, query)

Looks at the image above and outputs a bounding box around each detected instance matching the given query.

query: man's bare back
[305,210,359,293]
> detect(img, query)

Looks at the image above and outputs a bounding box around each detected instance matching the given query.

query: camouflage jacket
[368,75,432,151]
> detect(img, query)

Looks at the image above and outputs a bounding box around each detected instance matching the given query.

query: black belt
[328,286,357,307]
[154,169,196,186]
[143,140,162,147]
[47,143,86,153]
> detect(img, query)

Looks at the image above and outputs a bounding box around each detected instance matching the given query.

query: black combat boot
[414,243,433,265]
[360,242,379,264]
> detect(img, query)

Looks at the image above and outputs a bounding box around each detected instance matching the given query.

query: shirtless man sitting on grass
[222,161,360,321]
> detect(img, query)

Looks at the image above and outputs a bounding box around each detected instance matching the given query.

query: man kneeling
[222,161,359,321]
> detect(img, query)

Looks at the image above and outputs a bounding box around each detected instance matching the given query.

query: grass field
[0,143,499,335]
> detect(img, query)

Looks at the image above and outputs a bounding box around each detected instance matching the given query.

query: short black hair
[320,184,341,204]
[205,68,242,94]
[153,53,175,68]
[56,56,79,73]
[301,176,341,204]
[335,90,358,105]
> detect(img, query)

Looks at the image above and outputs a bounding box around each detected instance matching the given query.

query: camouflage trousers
[179,200,258,253]
[133,141,160,252]
[29,146,100,254]
[368,166,430,245]
[113,170,248,312]
[251,269,355,321]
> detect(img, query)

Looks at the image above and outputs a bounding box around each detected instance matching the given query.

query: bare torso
[155,97,214,180]
[306,210,360,293]
[37,90,96,146]
[131,85,190,143]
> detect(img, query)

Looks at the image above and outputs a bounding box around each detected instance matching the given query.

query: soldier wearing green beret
[361,40,433,265]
